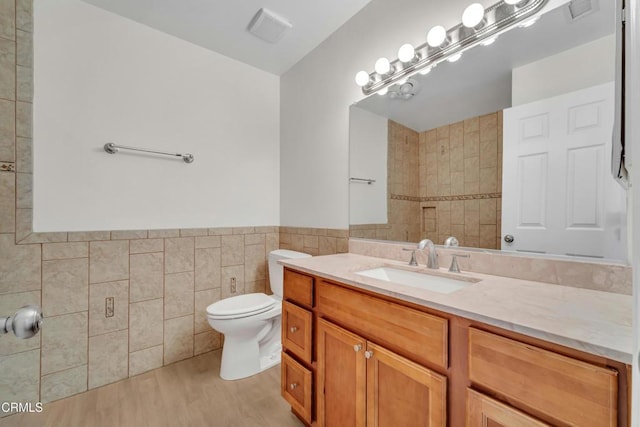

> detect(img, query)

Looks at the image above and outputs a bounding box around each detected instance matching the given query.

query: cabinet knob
[353,344,362,352]
[290,326,298,333]
[290,382,298,390]
[365,350,374,359]
[504,234,515,243]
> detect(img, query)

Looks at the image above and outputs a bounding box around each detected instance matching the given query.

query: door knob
[504,234,514,243]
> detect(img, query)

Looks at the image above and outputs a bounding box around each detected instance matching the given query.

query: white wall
[280,0,566,228]
[33,0,280,231]
[280,0,489,229]
[349,106,387,225]
[512,34,615,106]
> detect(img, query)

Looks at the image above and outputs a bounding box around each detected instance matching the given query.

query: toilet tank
[268,249,311,299]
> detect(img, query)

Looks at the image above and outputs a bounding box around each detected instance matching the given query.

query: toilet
[206,249,311,380]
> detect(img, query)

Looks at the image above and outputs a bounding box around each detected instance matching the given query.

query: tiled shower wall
[418,112,503,249]
[0,1,344,411]
[351,112,503,249]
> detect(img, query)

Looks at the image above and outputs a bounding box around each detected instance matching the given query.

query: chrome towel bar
[350,177,376,185]
[104,142,194,163]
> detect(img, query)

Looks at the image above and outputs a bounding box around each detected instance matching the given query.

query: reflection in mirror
[349,0,627,261]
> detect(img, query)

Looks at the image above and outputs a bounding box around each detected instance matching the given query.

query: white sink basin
[355,267,475,294]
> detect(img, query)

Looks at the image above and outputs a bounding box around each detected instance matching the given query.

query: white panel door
[502,82,626,260]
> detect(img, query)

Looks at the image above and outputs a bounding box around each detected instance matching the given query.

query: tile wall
[350,112,503,249]
[0,1,346,411]
[279,227,349,256]
[419,112,503,249]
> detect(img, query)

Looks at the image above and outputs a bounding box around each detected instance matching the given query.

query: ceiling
[82,0,372,75]
[355,0,615,131]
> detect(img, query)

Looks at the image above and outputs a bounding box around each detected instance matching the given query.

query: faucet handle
[402,248,418,266]
[449,253,470,273]
[444,236,459,247]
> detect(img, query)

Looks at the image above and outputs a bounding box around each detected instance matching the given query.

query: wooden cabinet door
[365,342,446,427]
[317,318,366,427]
[466,389,549,427]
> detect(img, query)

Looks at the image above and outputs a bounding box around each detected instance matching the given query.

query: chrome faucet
[418,239,438,269]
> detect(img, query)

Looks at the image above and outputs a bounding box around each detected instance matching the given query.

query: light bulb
[447,53,462,63]
[462,3,485,28]
[398,44,416,63]
[427,25,447,48]
[481,36,498,46]
[377,87,389,96]
[419,66,432,75]
[355,71,370,87]
[374,57,391,75]
[519,16,539,28]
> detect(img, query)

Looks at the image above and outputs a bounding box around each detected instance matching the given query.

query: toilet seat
[207,293,277,320]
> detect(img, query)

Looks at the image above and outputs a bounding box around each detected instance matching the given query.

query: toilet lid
[206,293,276,318]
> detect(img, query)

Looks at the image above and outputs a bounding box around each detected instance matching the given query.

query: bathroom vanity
[279,253,631,426]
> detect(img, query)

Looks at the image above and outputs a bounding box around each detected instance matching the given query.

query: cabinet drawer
[466,389,549,426]
[284,269,314,308]
[282,301,313,364]
[468,328,618,426]
[316,280,448,370]
[281,352,312,425]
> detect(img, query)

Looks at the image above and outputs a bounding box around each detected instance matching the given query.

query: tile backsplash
[349,238,632,295]
[279,227,349,256]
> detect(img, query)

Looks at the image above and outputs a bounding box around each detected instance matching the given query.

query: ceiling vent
[567,0,596,21]
[248,8,292,44]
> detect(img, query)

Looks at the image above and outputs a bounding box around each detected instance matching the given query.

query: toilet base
[259,343,282,372]
[218,322,283,381]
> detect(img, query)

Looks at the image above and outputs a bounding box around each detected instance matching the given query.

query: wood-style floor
[1,350,303,427]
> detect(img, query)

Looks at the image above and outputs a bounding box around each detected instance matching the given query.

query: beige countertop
[280,253,633,364]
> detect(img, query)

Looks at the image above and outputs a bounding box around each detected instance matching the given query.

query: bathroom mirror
[349,0,628,261]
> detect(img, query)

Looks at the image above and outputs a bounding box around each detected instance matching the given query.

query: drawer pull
[354,344,362,352]
[365,350,374,359]
[290,326,298,333]
[290,382,298,390]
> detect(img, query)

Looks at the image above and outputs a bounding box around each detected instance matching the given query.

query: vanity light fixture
[481,36,498,46]
[355,0,548,95]
[462,3,486,29]
[427,25,449,48]
[374,57,392,75]
[519,16,540,27]
[355,70,370,86]
[398,43,418,63]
